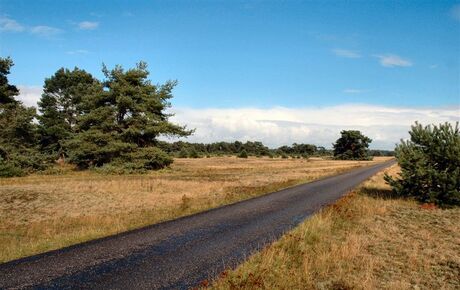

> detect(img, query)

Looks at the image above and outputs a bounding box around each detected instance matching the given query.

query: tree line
[1,56,392,177]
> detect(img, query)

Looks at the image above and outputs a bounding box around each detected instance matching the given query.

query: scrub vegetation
[211,165,460,290]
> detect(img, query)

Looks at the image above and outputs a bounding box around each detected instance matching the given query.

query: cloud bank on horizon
[168,105,459,150]
[18,87,459,150]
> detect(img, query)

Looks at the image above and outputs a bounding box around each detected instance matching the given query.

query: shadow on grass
[360,186,402,200]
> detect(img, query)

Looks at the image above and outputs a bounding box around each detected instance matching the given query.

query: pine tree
[66,62,193,170]
[38,68,101,158]
[385,122,460,206]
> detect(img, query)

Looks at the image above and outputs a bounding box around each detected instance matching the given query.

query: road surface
[0,160,395,289]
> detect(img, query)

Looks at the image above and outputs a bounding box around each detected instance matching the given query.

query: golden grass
[211,165,460,290]
[0,156,390,263]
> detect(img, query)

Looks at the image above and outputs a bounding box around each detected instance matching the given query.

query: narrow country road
[0,160,395,289]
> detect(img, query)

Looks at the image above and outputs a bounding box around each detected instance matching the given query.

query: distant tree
[38,68,101,158]
[385,122,460,206]
[66,62,192,170]
[0,57,45,177]
[238,150,248,158]
[333,130,372,160]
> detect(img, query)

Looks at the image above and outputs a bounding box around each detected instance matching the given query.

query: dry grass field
[0,156,389,263]
[211,165,460,290]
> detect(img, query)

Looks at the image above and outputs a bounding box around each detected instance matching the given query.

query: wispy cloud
[165,105,459,150]
[78,21,99,30]
[374,54,412,67]
[0,16,25,32]
[66,49,89,55]
[343,89,367,94]
[30,25,62,37]
[451,4,460,21]
[332,48,361,58]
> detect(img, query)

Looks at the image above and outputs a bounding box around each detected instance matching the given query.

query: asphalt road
[0,160,395,289]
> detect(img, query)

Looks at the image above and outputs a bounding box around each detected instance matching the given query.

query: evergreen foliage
[0,57,45,177]
[238,150,248,158]
[66,62,191,170]
[38,67,101,158]
[333,130,372,160]
[385,122,460,206]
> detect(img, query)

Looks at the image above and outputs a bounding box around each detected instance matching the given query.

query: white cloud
[66,49,89,55]
[332,49,361,58]
[0,16,25,32]
[166,105,459,150]
[343,89,367,94]
[451,4,460,21]
[78,21,99,30]
[30,25,62,37]
[374,54,413,67]
[17,85,42,107]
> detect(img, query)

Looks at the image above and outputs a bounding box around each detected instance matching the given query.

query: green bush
[238,150,248,158]
[385,122,460,206]
[189,149,200,158]
[178,148,189,158]
[0,161,25,177]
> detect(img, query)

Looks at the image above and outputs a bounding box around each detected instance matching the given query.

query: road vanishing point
[0,160,395,289]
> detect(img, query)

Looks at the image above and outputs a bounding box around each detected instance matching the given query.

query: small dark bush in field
[385,122,460,206]
[238,150,248,158]
[189,149,200,158]
[0,162,25,177]
[281,153,289,159]
[178,149,189,158]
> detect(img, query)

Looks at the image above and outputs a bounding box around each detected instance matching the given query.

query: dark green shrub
[238,150,248,158]
[178,148,189,158]
[385,122,460,206]
[189,149,200,158]
[0,161,25,177]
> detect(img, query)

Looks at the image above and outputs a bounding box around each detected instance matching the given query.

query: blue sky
[1,1,459,148]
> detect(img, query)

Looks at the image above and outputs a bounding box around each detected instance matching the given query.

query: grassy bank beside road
[0,157,389,263]
[212,165,460,290]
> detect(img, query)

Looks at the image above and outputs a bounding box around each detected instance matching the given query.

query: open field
[0,156,390,263]
[211,165,460,290]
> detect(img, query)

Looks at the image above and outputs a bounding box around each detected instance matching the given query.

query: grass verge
[211,165,460,290]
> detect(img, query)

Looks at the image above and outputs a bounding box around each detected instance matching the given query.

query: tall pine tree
[66,62,192,171]
[38,68,101,158]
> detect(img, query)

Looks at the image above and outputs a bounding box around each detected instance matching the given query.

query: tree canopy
[38,67,101,156]
[0,57,45,177]
[65,62,192,171]
[333,130,372,160]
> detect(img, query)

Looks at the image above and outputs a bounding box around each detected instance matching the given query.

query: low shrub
[238,150,248,158]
